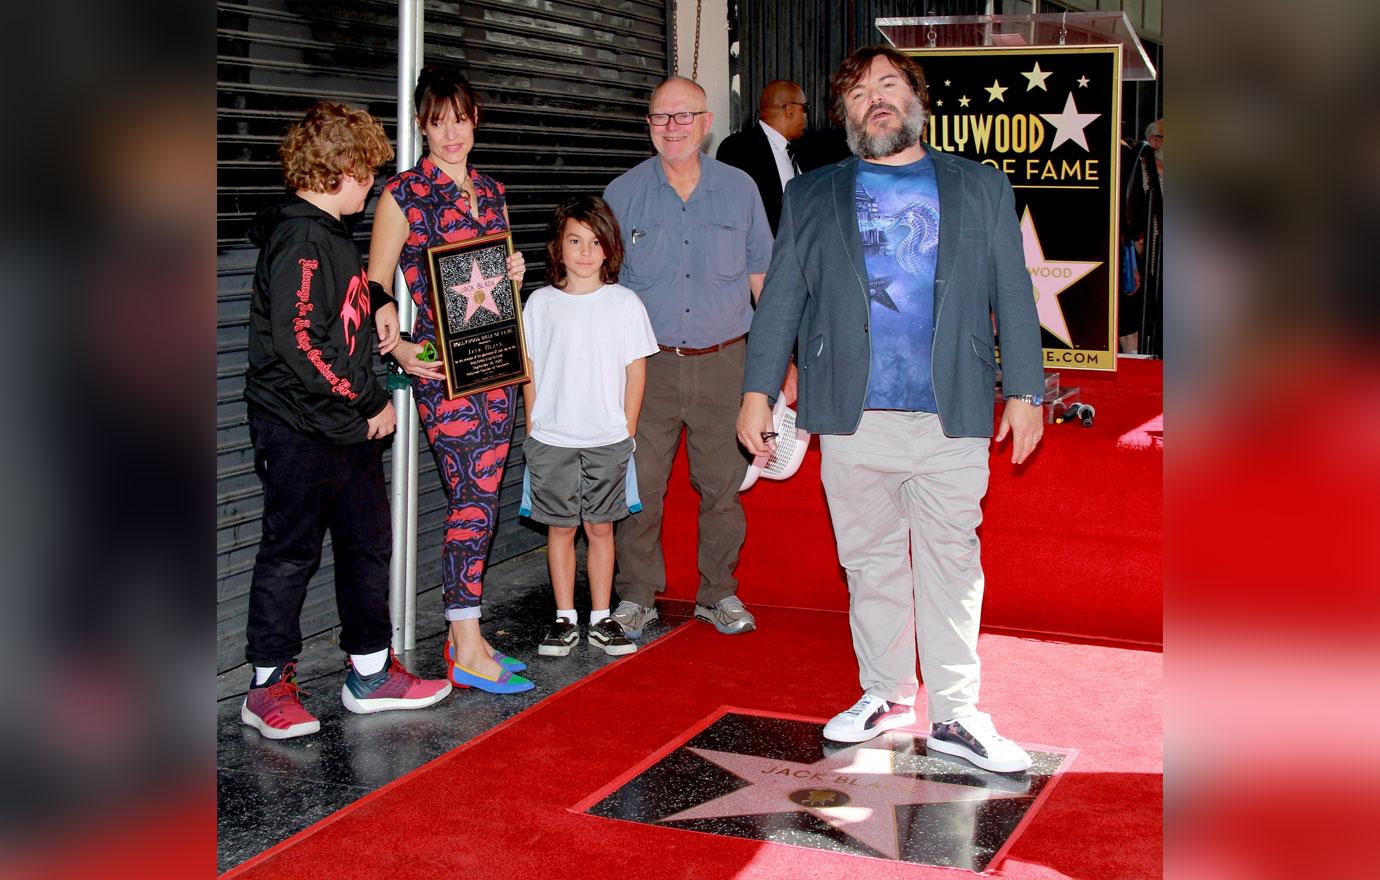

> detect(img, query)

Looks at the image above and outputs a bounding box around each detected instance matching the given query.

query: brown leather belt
[657,334,746,357]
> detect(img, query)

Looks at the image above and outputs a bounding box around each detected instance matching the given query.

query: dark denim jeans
[244,415,392,666]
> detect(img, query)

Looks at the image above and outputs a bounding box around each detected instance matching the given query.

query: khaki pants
[819,410,991,723]
[615,341,749,608]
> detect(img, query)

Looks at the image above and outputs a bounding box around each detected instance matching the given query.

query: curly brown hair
[544,196,624,288]
[828,45,929,127]
[279,101,394,193]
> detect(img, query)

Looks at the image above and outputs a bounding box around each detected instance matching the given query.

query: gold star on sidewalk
[984,79,1007,102]
[1022,61,1052,91]
[660,736,1029,860]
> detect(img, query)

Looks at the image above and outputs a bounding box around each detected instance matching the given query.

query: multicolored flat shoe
[446,659,535,694]
[444,640,527,673]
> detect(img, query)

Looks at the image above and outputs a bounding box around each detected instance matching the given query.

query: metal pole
[389,0,423,653]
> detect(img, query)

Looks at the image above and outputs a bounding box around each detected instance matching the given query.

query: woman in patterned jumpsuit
[368,66,533,693]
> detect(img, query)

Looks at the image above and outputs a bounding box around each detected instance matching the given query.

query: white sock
[589,608,610,625]
[556,609,577,625]
[351,648,389,676]
[253,666,278,686]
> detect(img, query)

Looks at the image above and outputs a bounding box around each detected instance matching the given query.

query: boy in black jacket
[241,102,450,739]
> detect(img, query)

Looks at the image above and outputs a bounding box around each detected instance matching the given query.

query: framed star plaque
[424,231,530,399]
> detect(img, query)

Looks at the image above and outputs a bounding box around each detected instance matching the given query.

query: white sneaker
[926,712,1032,773]
[822,694,917,743]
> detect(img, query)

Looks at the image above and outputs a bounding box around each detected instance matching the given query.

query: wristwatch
[1005,393,1043,406]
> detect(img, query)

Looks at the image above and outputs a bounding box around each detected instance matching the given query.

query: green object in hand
[418,341,438,362]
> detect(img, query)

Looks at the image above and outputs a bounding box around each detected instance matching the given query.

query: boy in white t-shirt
[520,196,659,658]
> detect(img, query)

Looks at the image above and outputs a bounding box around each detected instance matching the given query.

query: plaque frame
[424,231,530,399]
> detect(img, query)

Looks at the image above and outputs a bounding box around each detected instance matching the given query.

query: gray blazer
[742,150,1044,438]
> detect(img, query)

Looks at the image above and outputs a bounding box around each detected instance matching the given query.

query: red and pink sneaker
[341,652,452,714]
[241,662,320,740]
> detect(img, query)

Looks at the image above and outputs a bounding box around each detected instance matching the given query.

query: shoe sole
[822,709,917,743]
[925,736,1032,773]
[693,609,756,635]
[589,638,637,656]
[537,641,576,657]
[614,612,658,639]
[241,703,320,740]
[341,681,453,715]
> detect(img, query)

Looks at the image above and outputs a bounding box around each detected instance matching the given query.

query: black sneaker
[588,618,637,656]
[537,620,579,657]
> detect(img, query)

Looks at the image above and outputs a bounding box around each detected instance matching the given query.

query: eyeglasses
[785,101,808,110]
[647,111,708,126]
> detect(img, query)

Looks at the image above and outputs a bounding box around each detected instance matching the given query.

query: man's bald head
[759,80,806,140]
[649,76,707,111]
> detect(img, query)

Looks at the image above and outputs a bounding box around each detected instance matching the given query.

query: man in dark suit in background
[716,80,808,235]
[737,47,1044,772]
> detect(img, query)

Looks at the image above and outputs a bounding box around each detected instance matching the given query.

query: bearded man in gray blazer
[737,46,1045,773]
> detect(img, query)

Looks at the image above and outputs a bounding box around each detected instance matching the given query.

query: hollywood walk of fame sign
[914,46,1122,371]
[578,710,1070,872]
[425,231,530,399]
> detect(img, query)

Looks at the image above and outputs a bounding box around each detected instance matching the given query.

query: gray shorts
[521,436,636,527]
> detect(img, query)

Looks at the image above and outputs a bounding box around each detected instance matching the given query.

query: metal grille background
[727,1,1160,150]
[216,0,667,674]
[726,0,983,135]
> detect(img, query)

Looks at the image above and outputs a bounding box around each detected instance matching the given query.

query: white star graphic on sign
[1021,207,1100,346]
[943,79,951,86]
[660,736,1028,860]
[1038,92,1101,152]
[984,79,1008,102]
[1077,75,1090,88]
[1021,61,1052,91]
[958,95,971,108]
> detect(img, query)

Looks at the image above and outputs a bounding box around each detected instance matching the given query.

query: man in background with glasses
[716,80,810,236]
[603,76,773,641]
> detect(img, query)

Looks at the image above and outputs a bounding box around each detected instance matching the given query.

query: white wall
[675,0,731,153]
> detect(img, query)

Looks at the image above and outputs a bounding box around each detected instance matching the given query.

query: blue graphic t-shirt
[856,155,940,411]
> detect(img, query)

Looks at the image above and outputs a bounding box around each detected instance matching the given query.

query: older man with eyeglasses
[602,76,774,640]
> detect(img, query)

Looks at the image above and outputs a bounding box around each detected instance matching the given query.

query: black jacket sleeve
[266,240,390,421]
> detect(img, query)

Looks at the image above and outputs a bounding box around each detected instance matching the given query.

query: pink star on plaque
[660,734,1028,859]
[449,260,503,323]
[1020,206,1100,347]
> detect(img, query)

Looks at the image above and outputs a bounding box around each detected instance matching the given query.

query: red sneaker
[341,652,452,714]
[241,662,320,740]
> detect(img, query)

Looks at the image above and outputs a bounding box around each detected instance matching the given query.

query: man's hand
[375,302,400,356]
[366,401,397,440]
[994,399,1043,465]
[737,392,776,457]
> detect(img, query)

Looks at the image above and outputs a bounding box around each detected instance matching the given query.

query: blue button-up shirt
[603,155,773,348]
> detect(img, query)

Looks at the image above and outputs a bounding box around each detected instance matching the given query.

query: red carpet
[223,607,1161,879]
[660,359,1162,645]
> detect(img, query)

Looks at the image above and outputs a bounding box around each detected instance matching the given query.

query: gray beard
[846,100,927,160]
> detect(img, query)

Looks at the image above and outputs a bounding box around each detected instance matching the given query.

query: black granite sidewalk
[215,545,690,873]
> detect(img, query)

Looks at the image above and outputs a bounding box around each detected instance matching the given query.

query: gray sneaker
[693,595,756,634]
[611,600,658,639]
